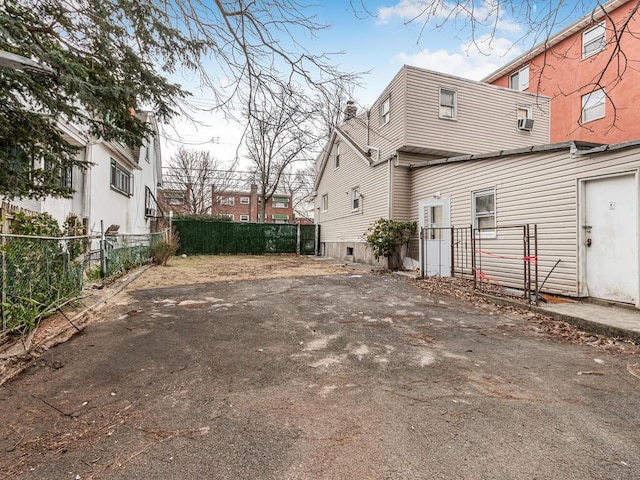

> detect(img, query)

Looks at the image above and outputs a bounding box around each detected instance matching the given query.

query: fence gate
[419,198,451,277]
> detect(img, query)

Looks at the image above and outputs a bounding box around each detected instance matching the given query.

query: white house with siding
[7,111,163,235]
[410,140,640,307]
[313,65,551,267]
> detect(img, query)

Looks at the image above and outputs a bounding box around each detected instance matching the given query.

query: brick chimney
[343,100,357,122]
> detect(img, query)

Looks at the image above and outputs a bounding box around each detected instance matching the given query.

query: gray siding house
[314,65,551,267]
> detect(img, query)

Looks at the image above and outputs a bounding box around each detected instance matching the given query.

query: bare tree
[162,147,237,215]
[2,0,359,198]
[245,86,321,222]
[280,163,316,221]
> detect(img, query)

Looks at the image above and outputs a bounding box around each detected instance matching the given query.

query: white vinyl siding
[582,89,605,123]
[583,22,606,58]
[439,88,457,120]
[509,66,529,91]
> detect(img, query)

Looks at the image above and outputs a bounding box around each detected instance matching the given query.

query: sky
[159,0,591,169]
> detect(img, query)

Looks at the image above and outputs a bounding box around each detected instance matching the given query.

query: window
[516,105,534,131]
[223,214,234,221]
[239,215,250,222]
[439,88,457,119]
[164,191,186,205]
[334,143,340,169]
[351,187,360,211]
[516,105,532,120]
[45,160,72,189]
[110,159,132,196]
[219,196,235,206]
[582,89,605,123]
[321,194,328,212]
[473,189,496,237]
[583,22,606,58]
[380,96,390,126]
[240,197,250,204]
[272,214,289,224]
[509,66,529,91]
[273,196,289,208]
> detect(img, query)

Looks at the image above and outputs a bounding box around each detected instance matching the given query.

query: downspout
[82,143,92,231]
[366,109,370,146]
[387,157,392,219]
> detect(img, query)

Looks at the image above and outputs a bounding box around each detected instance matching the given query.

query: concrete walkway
[535,301,640,344]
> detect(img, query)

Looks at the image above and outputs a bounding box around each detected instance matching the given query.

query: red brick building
[483,0,640,144]
[213,183,294,223]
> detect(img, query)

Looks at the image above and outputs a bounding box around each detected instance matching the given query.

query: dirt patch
[129,254,352,290]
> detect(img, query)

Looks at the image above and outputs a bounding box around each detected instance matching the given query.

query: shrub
[151,230,180,266]
[364,218,417,267]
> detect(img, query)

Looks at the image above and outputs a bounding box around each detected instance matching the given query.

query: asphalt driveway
[1,259,639,479]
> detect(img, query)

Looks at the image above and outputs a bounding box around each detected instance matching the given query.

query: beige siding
[411,146,640,296]
[341,69,407,162]
[404,66,550,154]
[391,165,412,221]
[315,137,389,260]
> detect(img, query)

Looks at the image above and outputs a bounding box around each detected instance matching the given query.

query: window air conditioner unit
[518,118,535,131]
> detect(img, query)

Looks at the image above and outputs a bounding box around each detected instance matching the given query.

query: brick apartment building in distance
[483,0,640,144]
[213,183,294,223]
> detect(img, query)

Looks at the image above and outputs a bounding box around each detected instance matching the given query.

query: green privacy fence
[173,220,319,255]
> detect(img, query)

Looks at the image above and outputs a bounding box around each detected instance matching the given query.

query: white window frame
[351,187,360,211]
[239,215,250,222]
[321,194,328,212]
[219,195,235,206]
[583,22,606,59]
[110,158,132,196]
[334,142,340,169]
[223,214,234,221]
[582,89,605,123]
[240,197,250,204]
[472,188,496,238]
[439,88,457,120]
[509,65,530,91]
[380,96,390,126]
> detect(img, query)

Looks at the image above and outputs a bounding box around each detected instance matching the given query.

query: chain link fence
[1,231,165,334]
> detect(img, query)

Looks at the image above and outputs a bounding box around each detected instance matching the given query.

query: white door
[419,198,451,277]
[584,174,638,304]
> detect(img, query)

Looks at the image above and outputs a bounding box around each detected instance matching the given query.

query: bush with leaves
[364,218,417,268]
